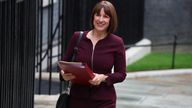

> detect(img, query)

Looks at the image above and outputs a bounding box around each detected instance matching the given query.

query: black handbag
[56,90,70,108]
[56,31,83,108]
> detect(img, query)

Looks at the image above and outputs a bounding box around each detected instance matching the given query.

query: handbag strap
[61,31,83,93]
[65,31,83,92]
[71,31,83,62]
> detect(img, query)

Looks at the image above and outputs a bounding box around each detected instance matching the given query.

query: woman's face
[93,8,110,33]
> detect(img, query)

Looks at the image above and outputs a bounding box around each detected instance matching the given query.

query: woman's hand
[89,73,108,86]
[61,70,76,81]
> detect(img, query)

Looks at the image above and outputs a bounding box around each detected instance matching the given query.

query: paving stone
[34,70,192,108]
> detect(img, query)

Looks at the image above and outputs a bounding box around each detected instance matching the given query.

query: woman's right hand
[61,70,76,81]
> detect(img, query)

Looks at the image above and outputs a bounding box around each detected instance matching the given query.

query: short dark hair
[90,1,118,33]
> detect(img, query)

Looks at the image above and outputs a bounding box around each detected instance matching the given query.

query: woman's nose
[99,16,104,21]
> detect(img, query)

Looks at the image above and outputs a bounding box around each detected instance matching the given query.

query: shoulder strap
[60,31,83,90]
[71,31,83,61]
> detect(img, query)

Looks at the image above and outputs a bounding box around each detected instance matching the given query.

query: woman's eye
[104,15,109,18]
[95,13,100,16]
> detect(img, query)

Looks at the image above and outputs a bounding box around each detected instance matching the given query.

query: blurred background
[1,0,192,108]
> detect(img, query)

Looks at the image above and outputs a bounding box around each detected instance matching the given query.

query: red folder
[58,61,95,85]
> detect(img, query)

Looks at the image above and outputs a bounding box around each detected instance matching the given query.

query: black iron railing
[0,0,36,108]
[125,35,192,69]
[35,0,63,95]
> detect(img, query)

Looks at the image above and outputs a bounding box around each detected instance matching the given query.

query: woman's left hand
[89,73,108,86]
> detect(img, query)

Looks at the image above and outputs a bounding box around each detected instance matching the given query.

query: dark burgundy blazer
[62,31,126,101]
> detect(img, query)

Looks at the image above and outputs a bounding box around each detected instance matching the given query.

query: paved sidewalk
[34,69,192,108]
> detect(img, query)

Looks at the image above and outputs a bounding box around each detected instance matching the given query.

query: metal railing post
[171,35,177,69]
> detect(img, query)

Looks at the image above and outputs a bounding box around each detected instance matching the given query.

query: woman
[61,1,126,108]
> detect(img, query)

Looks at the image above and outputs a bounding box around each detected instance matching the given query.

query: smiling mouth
[96,23,105,27]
